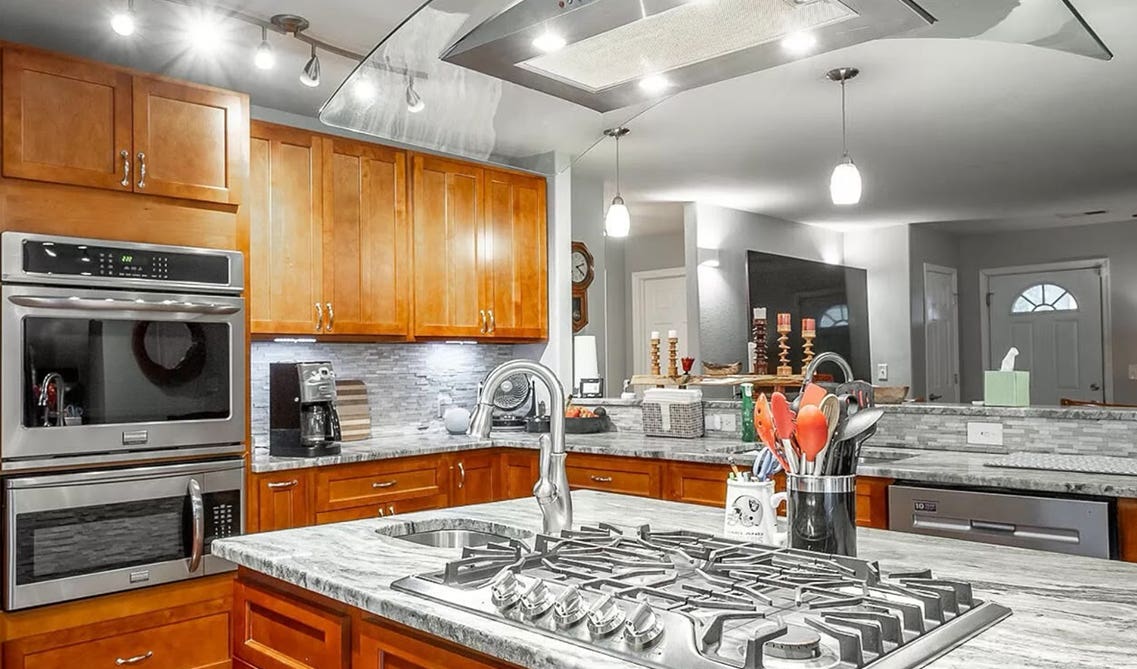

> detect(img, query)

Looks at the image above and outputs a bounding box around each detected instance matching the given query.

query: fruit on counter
[565,405,597,418]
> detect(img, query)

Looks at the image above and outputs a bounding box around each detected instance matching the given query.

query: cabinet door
[314,456,447,513]
[1,46,133,191]
[854,476,893,529]
[412,154,486,338]
[566,454,662,498]
[498,450,538,500]
[132,76,247,204]
[451,451,499,507]
[483,170,547,340]
[234,582,348,669]
[357,618,518,669]
[254,472,312,533]
[665,462,734,506]
[248,122,324,335]
[322,138,410,336]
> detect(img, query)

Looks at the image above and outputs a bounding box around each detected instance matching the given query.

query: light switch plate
[720,414,737,432]
[967,421,1004,446]
[706,415,722,430]
[877,363,888,382]
[1129,364,1137,381]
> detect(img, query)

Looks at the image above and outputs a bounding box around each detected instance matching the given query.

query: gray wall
[620,231,686,380]
[844,225,913,390]
[569,173,607,389]
[956,220,1137,404]
[908,226,961,399]
[250,342,518,444]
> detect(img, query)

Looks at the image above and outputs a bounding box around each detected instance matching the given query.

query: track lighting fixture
[254,26,275,70]
[110,0,136,36]
[299,43,321,87]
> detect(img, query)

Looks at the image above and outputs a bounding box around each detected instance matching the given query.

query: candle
[650,331,660,340]
[753,307,767,319]
[667,330,678,339]
[777,312,791,329]
[802,318,816,333]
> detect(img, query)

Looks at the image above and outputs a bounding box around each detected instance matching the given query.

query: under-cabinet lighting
[272,337,318,343]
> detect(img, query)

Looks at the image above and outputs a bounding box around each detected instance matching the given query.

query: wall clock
[571,242,594,291]
[572,291,588,333]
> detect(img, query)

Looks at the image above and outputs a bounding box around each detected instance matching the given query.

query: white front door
[632,268,688,374]
[924,264,960,403]
[986,266,1105,405]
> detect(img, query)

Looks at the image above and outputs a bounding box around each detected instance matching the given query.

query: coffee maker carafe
[269,362,342,457]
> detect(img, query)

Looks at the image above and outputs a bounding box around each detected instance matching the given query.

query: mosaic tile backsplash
[251,341,519,444]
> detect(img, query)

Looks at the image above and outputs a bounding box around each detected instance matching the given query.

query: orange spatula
[796,404,829,476]
[754,394,789,472]
[800,383,828,408]
[770,392,798,474]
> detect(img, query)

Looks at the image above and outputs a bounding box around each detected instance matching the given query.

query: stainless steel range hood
[441,0,936,112]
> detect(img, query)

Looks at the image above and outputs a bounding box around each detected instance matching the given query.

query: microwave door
[1,284,245,470]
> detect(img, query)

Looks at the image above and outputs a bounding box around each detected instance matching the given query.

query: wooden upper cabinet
[1,45,133,191]
[248,122,323,335]
[132,75,247,204]
[322,138,410,336]
[412,154,486,338]
[484,169,548,339]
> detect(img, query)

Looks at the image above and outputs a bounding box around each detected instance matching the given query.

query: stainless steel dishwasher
[888,485,1113,558]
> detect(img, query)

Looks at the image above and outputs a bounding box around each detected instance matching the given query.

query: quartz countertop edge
[213,491,1137,669]
[250,432,1137,498]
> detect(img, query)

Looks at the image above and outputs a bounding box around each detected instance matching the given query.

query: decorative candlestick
[752,307,768,374]
[776,312,793,377]
[801,318,816,374]
[649,331,661,376]
[667,330,679,378]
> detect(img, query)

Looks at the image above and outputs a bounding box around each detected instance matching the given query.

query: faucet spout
[38,373,65,427]
[803,352,854,386]
[469,359,572,534]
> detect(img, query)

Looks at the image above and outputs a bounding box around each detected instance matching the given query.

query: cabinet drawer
[314,493,446,525]
[315,459,444,512]
[234,581,348,669]
[21,612,229,669]
[565,455,662,498]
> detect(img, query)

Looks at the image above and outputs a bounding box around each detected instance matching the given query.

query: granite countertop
[250,430,1137,499]
[213,490,1137,669]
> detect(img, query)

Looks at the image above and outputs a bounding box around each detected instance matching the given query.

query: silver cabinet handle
[325,302,334,332]
[479,309,487,334]
[372,480,397,489]
[378,507,385,517]
[187,479,204,573]
[457,461,465,489]
[120,150,131,188]
[116,651,153,665]
[314,302,323,332]
[8,295,240,315]
[136,152,146,189]
[488,309,495,334]
[590,475,613,483]
[388,505,395,515]
[266,479,298,489]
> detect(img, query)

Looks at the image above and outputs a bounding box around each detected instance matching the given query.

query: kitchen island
[214,490,1137,669]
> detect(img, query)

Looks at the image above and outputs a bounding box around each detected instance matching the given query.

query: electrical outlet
[967,422,1004,446]
[876,363,888,382]
[1129,363,1137,381]
[706,415,722,431]
[720,414,738,432]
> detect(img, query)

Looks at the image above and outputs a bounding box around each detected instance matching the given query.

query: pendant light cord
[615,132,621,196]
[840,78,848,158]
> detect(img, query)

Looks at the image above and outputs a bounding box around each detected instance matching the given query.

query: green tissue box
[984,371,1030,406]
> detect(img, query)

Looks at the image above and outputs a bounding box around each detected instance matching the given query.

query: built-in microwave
[0,232,246,471]
[4,458,243,610]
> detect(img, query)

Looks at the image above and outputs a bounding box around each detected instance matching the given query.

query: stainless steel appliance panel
[888,484,1112,558]
[5,459,243,610]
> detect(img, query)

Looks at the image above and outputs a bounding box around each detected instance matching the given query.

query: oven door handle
[187,478,205,573]
[8,295,241,315]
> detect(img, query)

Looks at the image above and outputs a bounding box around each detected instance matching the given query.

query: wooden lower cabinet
[314,455,448,522]
[449,450,499,507]
[2,575,233,669]
[234,580,349,669]
[1118,498,1137,563]
[498,450,538,500]
[855,476,894,530]
[251,470,314,533]
[566,453,662,498]
[357,618,521,669]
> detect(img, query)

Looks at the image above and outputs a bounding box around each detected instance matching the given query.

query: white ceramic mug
[723,479,787,547]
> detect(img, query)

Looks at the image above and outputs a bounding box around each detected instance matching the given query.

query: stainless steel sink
[394,529,526,550]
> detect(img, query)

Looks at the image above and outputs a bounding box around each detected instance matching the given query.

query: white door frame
[631,267,686,375]
[979,258,1112,402]
[923,263,960,402]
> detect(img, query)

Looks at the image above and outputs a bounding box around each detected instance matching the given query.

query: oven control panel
[22,239,231,285]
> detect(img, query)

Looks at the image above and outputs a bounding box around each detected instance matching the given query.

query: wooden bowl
[703,362,741,377]
[874,385,910,404]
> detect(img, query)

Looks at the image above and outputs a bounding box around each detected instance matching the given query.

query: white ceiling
[2,0,1135,233]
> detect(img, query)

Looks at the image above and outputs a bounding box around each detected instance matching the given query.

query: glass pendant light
[604,127,631,238]
[110,0,136,36]
[827,67,862,206]
[254,27,275,70]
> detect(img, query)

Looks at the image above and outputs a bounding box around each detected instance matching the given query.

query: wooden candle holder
[752,317,768,374]
[801,331,815,373]
[776,313,793,377]
[650,338,661,376]
[668,338,679,378]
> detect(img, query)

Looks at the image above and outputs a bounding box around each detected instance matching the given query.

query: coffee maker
[269,362,342,457]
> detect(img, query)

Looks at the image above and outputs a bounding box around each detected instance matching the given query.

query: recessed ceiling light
[781,31,817,54]
[638,74,671,94]
[532,32,566,53]
[353,79,377,102]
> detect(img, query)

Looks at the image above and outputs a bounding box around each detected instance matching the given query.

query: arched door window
[819,304,849,328]
[1011,284,1078,314]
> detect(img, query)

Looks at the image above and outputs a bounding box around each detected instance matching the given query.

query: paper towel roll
[573,335,599,391]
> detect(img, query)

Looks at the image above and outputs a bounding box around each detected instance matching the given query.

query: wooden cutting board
[335,379,371,441]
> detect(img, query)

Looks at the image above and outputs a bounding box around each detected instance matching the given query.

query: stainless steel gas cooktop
[393,524,1010,668]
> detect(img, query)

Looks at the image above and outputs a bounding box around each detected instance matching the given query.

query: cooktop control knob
[553,585,587,628]
[490,570,522,610]
[586,594,626,637]
[520,578,554,619]
[765,625,823,660]
[623,600,664,649]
